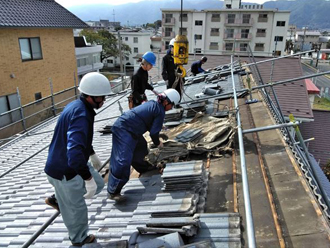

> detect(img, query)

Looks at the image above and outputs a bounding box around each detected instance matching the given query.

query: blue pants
[107,126,149,194]
[47,163,104,244]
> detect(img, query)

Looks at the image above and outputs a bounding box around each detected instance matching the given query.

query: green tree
[80,29,131,62]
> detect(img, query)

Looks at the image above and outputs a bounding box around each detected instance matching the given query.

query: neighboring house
[0,0,88,107]
[74,36,103,82]
[161,0,289,56]
[300,110,330,167]
[295,30,321,51]
[105,31,151,69]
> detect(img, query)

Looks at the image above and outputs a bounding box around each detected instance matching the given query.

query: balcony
[162,31,175,39]
[163,17,175,26]
[225,18,254,26]
[211,17,220,22]
[256,33,266,38]
[258,17,268,23]
[209,44,219,50]
[254,46,265,51]
[223,33,235,40]
[235,33,252,40]
[210,31,220,36]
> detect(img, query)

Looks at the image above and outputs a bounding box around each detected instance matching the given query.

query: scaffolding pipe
[242,122,298,134]
[231,55,256,248]
[17,87,27,132]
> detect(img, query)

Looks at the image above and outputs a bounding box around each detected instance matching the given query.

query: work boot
[71,234,95,246]
[45,194,60,212]
[108,193,126,202]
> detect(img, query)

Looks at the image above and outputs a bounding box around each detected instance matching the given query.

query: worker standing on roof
[191,56,208,76]
[44,72,111,246]
[107,89,181,202]
[129,51,159,109]
[162,38,183,99]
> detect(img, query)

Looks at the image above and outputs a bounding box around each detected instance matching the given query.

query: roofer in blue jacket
[191,56,208,76]
[107,88,181,202]
[44,72,111,246]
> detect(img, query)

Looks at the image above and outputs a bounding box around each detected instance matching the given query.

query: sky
[56,0,270,8]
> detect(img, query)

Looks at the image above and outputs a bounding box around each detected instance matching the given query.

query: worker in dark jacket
[44,72,111,246]
[131,51,158,108]
[191,56,208,76]
[162,38,182,98]
[107,89,181,202]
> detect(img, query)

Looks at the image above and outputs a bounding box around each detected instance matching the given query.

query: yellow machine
[173,34,189,77]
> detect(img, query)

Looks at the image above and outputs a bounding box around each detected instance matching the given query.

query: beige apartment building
[161,0,290,56]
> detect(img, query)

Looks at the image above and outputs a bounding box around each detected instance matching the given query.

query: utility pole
[301,26,307,52]
[316,43,321,68]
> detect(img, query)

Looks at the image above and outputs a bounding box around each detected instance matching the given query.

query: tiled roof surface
[0,0,88,28]
[300,109,330,166]
[250,57,313,119]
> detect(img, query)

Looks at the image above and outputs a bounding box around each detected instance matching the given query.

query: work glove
[90,153,102,171]
[84,177,97,199]
[158,141,163,149]
[159,133,168,141]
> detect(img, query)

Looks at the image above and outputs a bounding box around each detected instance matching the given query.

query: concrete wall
[0,28,77,105]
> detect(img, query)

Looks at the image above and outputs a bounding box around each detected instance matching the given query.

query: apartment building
[105,31,151,68]
[161,1,290,56]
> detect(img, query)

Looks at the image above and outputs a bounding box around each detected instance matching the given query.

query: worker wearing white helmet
[107,89,180,202]
[45,72,111,246]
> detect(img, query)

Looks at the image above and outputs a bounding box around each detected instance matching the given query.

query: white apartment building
[161,1,290,56]
[105,31,151,69]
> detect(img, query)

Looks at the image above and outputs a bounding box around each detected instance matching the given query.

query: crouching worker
[107,89,180,202]
[44,72,111,246]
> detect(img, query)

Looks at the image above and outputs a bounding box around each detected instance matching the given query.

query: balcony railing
[256,33,266,37]
[224,33,235,39]
[209,45,219,50]
[254,46,265,51]
[210,31,220,36]
[179,17,188,22]
[258,17,268,23]
[163,17,175,25]
[211,17,220,22]
[235,33,252,40]
[225,18,254,26]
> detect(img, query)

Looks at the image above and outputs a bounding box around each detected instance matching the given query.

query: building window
[164,27,173,37]
[77,57,88,67]
[256,29,266,37]
[255,43,264,51]
[195,34,202,40]
[242,14,251,24]
[35,92,42,101]
[210,28,220,36]
[274,36,284,42]
[241,29,250,39]
[226,29,234,38]
[276,21,286,27]
[165,13,173,23]
[134,47,138,53]
[125,37,128,41]
[179,13,188,22]
[194,48,202,53]
[211,13,220,22]
[93,54,101,63]
[179,27,187,35]
[227,14,236,24]
[258,14,268,22]
[134,37,138,43]
[19,37,43,61]
[209,42,218,50]
[240,43,248,51]
[0,94,20,128]
[195,20,203,26]
[225,43,234,51]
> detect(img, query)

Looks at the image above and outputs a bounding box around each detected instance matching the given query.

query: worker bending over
[191,56,208,76]
[44,72,111,246]
[107,89,180,202]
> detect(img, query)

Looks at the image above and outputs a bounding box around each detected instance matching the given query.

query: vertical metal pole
[230,55,256,248]
[180,0,183,35]
[158,51,160,79]
[74,72,78,99]
[16,87,27,132]
[49,78,56,116]
[118,31,124,87]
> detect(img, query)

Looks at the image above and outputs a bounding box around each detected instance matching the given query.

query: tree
[80,29,131,62]
[154,20,162,29]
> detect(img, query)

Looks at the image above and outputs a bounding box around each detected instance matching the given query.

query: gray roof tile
[0,0,88,28]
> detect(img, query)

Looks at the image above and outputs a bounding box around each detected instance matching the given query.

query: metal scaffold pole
[230,55,256,248]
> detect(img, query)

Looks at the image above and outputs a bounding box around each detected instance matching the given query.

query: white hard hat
[78,72,112,96]
[163,89,180,105]
[169,38,175,47]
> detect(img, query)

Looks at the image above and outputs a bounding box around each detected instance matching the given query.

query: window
[165,27,173,37]
[179,27,187,35]
[211,28,220,36]
[107,59,114,64]
[227,14,235,23]
[258,14,268,22]
[210,42,218,50]
[226,29,234,38]
[255,43,264,51]
[276,21,286,27]
[274,36,284,42]
[211,13,220,22]
[225,43,234,51]
[195,34,202,40]
[0,94,20,128]
[256,29,266,37]
[165,13,173,23]
[77,57,88,67]
[240,43,248,51]
[194,48,201,53]
[195,20,203,26]
[241,29,250,39]
[242,14,251,24]
[134,47,138,53]
[179,13,188,22]
[133,37,138,43]
[19,37,42,61]
[35,92,42,101]
[125,37,128,41]
[93,54,100,63]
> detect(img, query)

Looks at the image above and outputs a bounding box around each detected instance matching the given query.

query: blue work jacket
[45,96,95,181]
[114,100,165,146]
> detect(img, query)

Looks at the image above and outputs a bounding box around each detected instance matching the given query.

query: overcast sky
[56,0,270,8]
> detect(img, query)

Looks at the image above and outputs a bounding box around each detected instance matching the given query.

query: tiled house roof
[0,0,88,28]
